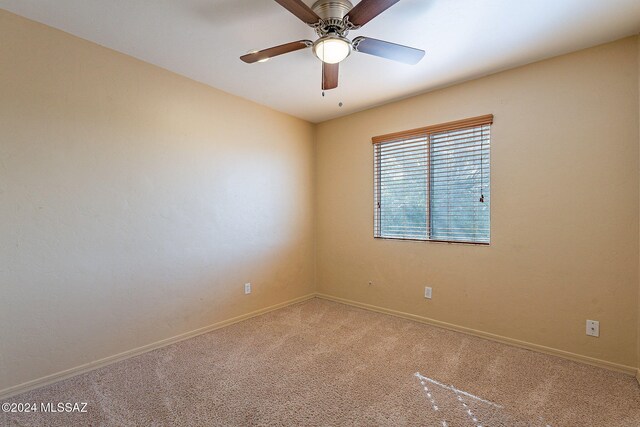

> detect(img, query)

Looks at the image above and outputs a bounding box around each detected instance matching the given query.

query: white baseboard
[315,293,637,376]
[0,294,315,400]
[2,292,636,400]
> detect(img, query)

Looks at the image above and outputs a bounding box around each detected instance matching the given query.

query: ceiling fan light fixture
[313,35,351,64]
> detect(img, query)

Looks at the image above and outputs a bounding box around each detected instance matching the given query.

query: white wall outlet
[244,283,251,295]
[424,286,432,299]
[586,320,599,337]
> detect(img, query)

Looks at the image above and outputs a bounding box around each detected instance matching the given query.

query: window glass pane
[377,138,428,239]
[430,127,490,243]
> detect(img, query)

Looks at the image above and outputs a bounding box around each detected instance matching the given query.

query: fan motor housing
[311,0,354,20]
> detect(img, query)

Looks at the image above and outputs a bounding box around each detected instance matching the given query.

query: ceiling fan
[240,0,425,91]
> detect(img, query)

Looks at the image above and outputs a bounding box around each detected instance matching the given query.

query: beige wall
[316,37,639,370]
[0,10,315,392]
[2,7,639,395]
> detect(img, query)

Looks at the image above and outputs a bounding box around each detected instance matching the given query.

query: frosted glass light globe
[314,36,352,64]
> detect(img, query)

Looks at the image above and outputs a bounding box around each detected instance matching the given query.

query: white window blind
[373,115,492,244]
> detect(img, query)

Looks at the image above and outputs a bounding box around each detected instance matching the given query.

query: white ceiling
[1,0,639,123]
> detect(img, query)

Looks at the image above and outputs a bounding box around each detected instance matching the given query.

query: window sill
[373,236,490,246]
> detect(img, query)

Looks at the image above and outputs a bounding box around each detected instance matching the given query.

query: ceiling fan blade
[353,36,424,65]
[240,40,312,64]
[322,62,339,90]
[274,0,321,25]
[344,0,400,27]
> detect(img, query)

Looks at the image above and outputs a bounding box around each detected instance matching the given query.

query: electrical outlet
[424,287,432,299]
[586,320,599,337]
[244,283,251,295]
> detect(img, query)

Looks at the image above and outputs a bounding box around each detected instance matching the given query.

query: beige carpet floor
[2,298,639,426]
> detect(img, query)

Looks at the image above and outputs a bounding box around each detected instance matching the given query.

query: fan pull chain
[321,46,324,96]
[321,46,325,97]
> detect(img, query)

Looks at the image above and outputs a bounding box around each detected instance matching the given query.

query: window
[373,115,492,244]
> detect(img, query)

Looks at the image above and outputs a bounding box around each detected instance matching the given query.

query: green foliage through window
[374,124,490,244]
